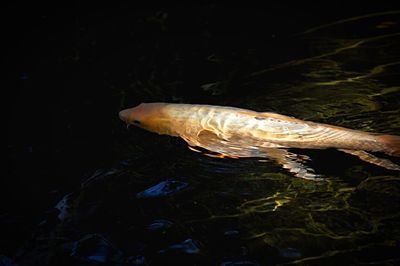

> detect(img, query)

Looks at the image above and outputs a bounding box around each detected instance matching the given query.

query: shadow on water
[5,3,400,266]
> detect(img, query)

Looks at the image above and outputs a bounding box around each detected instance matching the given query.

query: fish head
[119,103,177,135]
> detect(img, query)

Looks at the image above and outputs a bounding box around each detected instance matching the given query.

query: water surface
[6,3,400,265]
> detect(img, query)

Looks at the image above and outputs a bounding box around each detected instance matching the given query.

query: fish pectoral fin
[181,136,198,147]
[285,151,311,163]
[187,146,203,153]
[197,129,225,142]
[339,149,400,171]
[196,129,231,151]
[263,148,322,181]
[194,130,268,158]
[189,131,322,179]
[188,144,237,158]
[188,130,235,158]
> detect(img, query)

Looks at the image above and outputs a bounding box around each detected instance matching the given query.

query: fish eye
[133,120,141,125]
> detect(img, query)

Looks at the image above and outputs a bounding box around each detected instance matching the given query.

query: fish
[119,103,400,180]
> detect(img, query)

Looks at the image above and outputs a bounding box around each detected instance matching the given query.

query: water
[5,2,400,265]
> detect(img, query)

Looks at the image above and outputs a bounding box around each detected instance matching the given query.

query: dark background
[4,0,400,259]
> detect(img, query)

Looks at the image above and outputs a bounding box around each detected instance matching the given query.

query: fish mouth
[118,110,132,129]
[118,109,130,123]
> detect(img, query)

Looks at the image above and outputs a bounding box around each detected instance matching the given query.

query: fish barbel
[119,103,400,179]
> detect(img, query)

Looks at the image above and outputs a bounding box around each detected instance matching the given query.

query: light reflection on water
[124,11,400,264]
[22,10,400,265]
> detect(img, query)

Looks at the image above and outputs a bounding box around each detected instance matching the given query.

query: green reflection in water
[182,11,400,264]
[298,10,400,35]
[14,8,400,266]
[105,10,400,265]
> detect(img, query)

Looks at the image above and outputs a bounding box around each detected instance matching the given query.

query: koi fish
[119,103,400,180]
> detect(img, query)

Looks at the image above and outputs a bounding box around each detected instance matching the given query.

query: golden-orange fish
[119,103,400,180]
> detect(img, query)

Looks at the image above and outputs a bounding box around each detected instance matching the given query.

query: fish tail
[376,134,400,157]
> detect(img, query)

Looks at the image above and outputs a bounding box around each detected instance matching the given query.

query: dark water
[5,2,400,265]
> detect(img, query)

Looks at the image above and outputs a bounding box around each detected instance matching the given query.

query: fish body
[119,103,400,179]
